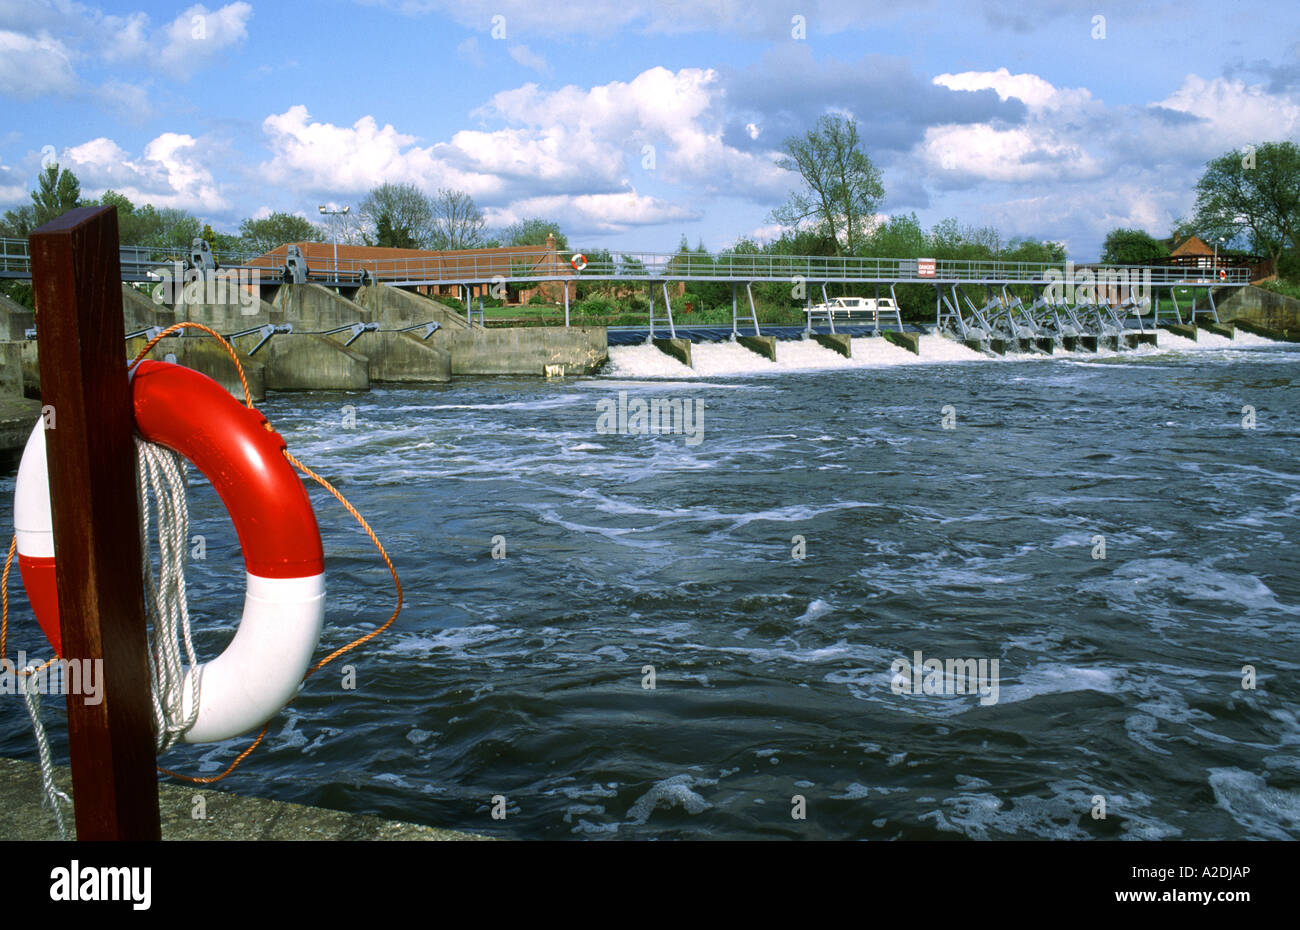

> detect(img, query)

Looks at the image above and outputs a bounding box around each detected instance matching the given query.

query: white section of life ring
[14,421,53,559]
[180,573,325,743]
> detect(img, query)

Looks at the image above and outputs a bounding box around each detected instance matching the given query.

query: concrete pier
[736,334,777,361]
[1198,319,1235,338]
[0,757,484,841]
[812,333,852,358]
[652,337,692,368]
[884,331,920,355]
[1162,323,1198,341]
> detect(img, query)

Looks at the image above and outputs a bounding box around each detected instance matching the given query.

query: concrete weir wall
[344,331,451,383]
[355,283,469,330]
[1214,285,1300,340]
[440,325,607,375]
[127,334,268,403]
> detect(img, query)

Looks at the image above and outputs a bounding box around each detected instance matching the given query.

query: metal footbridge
[0,236,1250,346]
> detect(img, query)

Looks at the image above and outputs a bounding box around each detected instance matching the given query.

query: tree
[359,182,434,249]
[867,213,927,258]
[0,205,35,238]
[503,217,568,250]
[31,163,82,226]
[1100,228,1169,265]
[769,114,884,256]
[1192,141,1300,265]
[429,188,486,251]
[239,212,324,254]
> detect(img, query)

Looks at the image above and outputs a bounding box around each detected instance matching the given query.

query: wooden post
[29,206,161,840]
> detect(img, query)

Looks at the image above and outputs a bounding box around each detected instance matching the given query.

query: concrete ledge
[1125,332,1159,348]
[736,334,776,361]
[0,294,34,341]
[883,331,920,355]
[1231,318,1300,342]
[0,342,24,397]
[260,334,370,392]
[812,333,852,358]
[1098,334,1120,351]
[987,338,1009,356]
[339,331,451,383]
[1034,337,1055,354]
[128,335,267,403]
[963,337,987,354]
[1197,319,1236,338]
[0,394,42,459]
[440,326,608,375]
[1162,323,1198,341]
[652,337,692,368]
[0,757,486,841]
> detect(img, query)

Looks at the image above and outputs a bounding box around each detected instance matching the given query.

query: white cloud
[358,0,895,38]
[507,44,549,74]
[61,133,229,213]
[0,30,78,99]
[258,66,790,214]
[456,36,484,68]
[488,191,699,234]
[1158,74,1300,140]
[0,1,252,99]
[156,3,254,79]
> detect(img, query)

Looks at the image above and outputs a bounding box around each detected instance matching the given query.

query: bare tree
[358,182,434,249]
[430,188,486,250]
[769,115,884,256]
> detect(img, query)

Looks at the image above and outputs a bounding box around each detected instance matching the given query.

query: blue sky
[2,0,1298,259]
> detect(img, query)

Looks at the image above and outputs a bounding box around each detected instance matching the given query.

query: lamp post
[318,204,349,275]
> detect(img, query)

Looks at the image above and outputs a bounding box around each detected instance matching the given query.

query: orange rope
[5,324,401,784]
[130,321,254,409]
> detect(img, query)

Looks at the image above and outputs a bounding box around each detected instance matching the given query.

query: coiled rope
[2,321,403,835]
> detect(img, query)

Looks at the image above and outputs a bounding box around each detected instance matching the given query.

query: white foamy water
[603,330,1279,378]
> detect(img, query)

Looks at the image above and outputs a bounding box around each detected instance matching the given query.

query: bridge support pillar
[1197,319,1235,338]
[884,331,919,355]
[812,333,851,358]
[652,337,692,368]
[736,334,776,361]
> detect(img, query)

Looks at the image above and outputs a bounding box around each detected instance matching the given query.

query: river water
[3,330,1299,839]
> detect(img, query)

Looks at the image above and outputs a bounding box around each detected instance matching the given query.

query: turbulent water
[3,330,1299,840]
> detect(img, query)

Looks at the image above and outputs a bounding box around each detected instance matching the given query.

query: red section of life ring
[13,360,326,743]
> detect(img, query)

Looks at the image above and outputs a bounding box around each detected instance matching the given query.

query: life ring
[1218,268,1227,281]
[12,360,326,744]
[570,253,587,272]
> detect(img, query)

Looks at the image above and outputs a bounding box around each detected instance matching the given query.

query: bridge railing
[0,236,1255,285]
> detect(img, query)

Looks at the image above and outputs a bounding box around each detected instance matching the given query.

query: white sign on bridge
[917,258,936,277]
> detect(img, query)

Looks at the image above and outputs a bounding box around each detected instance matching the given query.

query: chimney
[546,232,556,252]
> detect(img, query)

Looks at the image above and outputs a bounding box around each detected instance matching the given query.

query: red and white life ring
[570,253,587,272]
[12,360,326,744]
[1218,268,1227,281]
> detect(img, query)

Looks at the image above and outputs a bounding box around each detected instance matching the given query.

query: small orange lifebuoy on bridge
[571,253,587,272]
[1218,268,1227,281]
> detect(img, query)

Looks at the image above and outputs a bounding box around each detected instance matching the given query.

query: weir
[0,235,1277,410]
